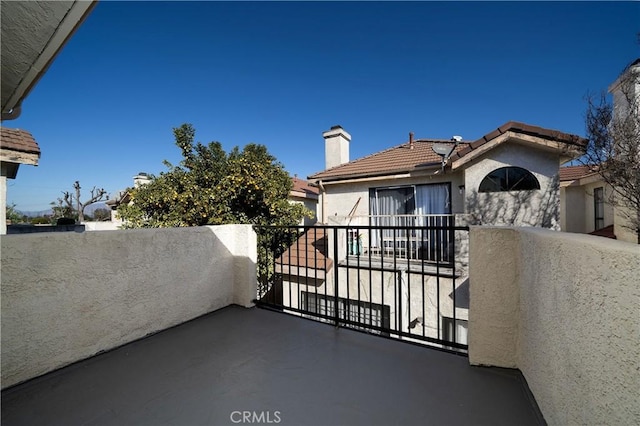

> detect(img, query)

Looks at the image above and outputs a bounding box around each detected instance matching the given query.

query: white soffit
[1,0,96,119]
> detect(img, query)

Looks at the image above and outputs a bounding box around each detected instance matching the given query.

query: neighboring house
[608,59,640,243]
[610,58,639,123]
[311,122,584,230]
[560,59,640,244]
[101,173,152,229]
[273,121,586,346]
[0,128,40,234]
[289,176,319,226]
[560,164,638,243]
[559,165,615,239]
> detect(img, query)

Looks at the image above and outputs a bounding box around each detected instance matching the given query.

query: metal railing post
[397,270,402,336]
[333,226,340,327]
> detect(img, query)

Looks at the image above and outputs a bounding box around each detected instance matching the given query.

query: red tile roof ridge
[308,138,460,179]
[309,121,585,181]
[449,121,586,163]
[559,164,600,181]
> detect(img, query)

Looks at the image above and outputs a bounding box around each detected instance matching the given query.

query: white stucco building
[271,121,586,347]
[560,58,639,244]
[289,176,319,227]
[310,122,584,229]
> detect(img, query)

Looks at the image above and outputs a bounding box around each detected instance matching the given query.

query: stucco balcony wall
[469,227,640,425]
[0,225,257,389]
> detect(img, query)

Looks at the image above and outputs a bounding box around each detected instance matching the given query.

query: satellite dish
[432,144,452,157]
[431,143,455,174]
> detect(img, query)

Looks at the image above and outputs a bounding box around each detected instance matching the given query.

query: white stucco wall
[83,221,121,231]
[464,143,560,228]
[289,197,318,226]
[614,205,639,244]
[1,225,257,389]
[469,227,640,425]
[560,185,586,233]
[561,181,616,234]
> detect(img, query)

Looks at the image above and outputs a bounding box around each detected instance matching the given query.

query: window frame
[301,291,391,334]
[441,316,468,345]
[368,182,452,216]
[478,166,540,193]
[594,186,605,230]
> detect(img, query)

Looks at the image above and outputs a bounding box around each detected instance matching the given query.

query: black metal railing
[254,224,469,354]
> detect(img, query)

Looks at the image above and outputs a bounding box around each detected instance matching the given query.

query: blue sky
[6,1,639,212]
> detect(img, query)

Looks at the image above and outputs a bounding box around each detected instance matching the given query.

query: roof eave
[451,131,585,170]
[309,163,443,184]
[1,1,97,120]
[0,149,40,166]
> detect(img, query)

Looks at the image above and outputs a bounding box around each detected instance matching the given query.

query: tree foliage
[5,203,23,224]
[583,61,640,241]
[92,208,111,221]
[117,123,311,228]
[117,124,311,293]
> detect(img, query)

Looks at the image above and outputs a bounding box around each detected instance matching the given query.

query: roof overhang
[0,161,20,179]
[290,190,319,200]
[560,172,603,188]
[451,131,584,170]
[1,0,97,120]
[0,149,39,166]
[309,164,446,185]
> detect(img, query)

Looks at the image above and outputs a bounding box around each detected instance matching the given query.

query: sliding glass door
[369,183,451,261]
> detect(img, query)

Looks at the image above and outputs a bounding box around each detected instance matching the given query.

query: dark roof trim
[449,121,587,163]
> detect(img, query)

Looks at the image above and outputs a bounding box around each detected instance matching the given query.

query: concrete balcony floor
[2,306,544,426]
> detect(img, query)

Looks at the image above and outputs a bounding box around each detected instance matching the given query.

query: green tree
[118,123,310,228]
[117,124,312,290]
[93,208,111,221]
[5,203,23,224]
[30,216,51,225]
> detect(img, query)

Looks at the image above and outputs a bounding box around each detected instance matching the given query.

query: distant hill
[19,209,53,218]
[20,203,109,218]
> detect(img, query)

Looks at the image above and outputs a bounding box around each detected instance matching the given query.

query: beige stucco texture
[464,143,560,228]
[469,227,640,425]
[1,225,257,389]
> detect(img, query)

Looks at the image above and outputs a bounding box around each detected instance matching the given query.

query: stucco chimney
[133,172,151,188]
[323,125,351,170]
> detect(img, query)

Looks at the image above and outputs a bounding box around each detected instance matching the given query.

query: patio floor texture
[2,305,545,426]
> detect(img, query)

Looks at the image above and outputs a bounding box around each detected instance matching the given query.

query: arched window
[478,166,540,192]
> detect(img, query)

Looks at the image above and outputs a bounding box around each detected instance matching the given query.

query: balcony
[344,214,463,264]
[258,224,469,351]
[1,305,543,426]
[1,225,637,425]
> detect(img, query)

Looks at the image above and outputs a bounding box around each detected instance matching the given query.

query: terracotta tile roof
[589,225,617,240]
[291,176,319,197]
[559,165,599,182]
[277,227,333,272]
[448,121,587,163]
[310,121,586,182]
[309,139,468,181]
[0,127,40,155]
